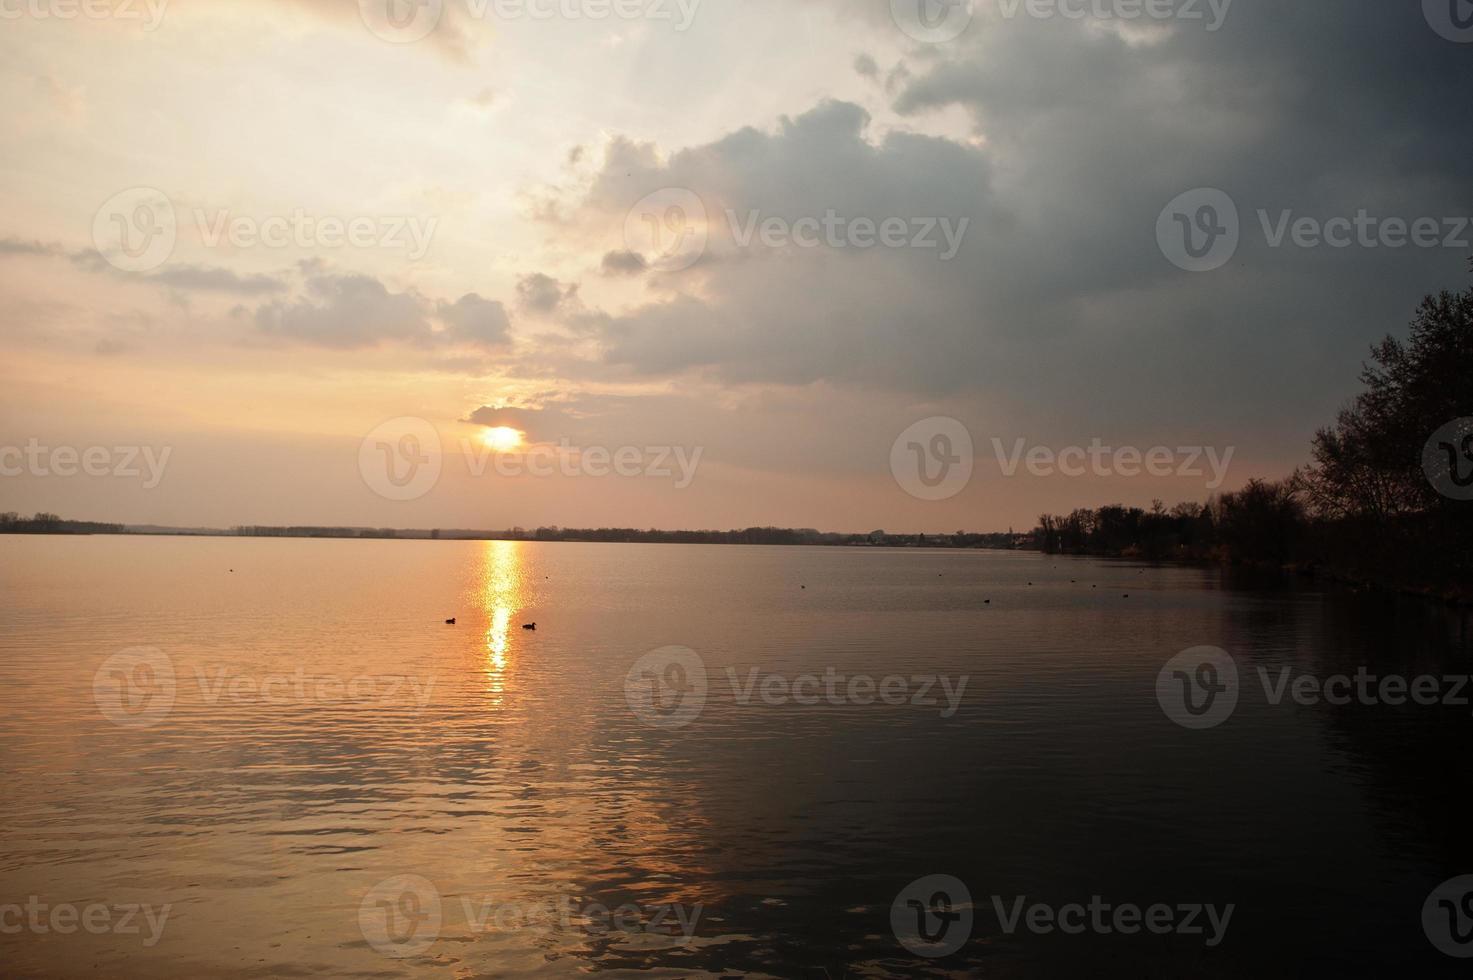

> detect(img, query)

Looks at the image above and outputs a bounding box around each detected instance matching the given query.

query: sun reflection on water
[481,540,525,700]
[489,606,512,669]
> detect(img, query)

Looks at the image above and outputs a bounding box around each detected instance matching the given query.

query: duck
[522,623,537,631]
[445,618,457,625]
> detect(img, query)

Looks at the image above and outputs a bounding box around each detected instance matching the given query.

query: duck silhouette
[522,622,537,631]
[445,618,456,625]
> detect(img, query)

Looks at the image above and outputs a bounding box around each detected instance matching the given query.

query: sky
[0,0,1469,532]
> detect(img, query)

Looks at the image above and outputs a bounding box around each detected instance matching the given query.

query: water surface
[1,536,1469,976]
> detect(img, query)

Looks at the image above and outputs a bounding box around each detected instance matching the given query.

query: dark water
[0,536,1469,977]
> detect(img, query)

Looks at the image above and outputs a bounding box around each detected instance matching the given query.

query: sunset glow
[0,3,1465,535]
[480,427,525,453]
[2,4,1470,978]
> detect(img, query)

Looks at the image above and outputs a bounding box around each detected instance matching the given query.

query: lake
[1,535,1470,977]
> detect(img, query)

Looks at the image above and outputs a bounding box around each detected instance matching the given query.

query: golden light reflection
[489,606,511,670]
[480,539,526,701]
[469,538,724,905]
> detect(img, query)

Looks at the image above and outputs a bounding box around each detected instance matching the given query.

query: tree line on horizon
[229,524,1026,549]
[1034,263,1473,599]
[0,512,124,535]
[0,514,1015,550]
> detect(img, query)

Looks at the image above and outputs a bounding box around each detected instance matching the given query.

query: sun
[479,426,524,452]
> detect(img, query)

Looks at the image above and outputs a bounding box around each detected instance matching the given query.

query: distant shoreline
[0,517,1033,550]
[9,521,1469,608]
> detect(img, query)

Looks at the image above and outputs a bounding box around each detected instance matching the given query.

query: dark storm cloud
[567,99,1007,388]
[556,5,1471,455]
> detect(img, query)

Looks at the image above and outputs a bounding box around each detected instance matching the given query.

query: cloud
[436,293,512,348]
[254,273,429,348]
[533,6,1471,456]
[553,99,1007,391]
[146,265,287,295]
[464,404,548,429]
[460,402,589,444]
[1,236,506,355]
[516,272,578,314]
[251,273,514,351]
[0,238,64,256]
[600,249,648,276]
[1,237,290,295]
